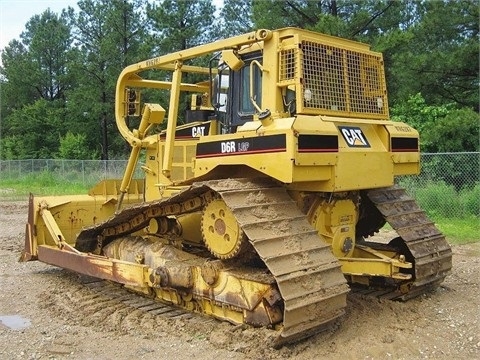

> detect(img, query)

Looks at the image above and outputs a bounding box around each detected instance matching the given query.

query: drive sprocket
[201,197,249,259]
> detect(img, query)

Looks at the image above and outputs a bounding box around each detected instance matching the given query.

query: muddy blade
[20,193,36,262]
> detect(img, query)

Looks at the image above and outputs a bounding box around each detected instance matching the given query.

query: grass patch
[399,180,480,219]
[397,180,479,244]
[434,216,480,245]
[382,217,479,245]
[0,172,91,200]
[2,173,478,245]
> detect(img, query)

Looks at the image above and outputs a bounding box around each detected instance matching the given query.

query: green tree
[216,0,253,38]
[426,108,480,153]
[252,0,323,30]
[1,99,64,159]
[0,39,37,115]
[146,0,216,122]
[392,93,479,189]
[23,10,74,102]
[1,9,74,105]
[388,0,479,110]
[58,132,96,159]
[391,93,451,144]
[250,0,478,112]
[391,93,479,153]
[251,0,397,37]
[67,0,147,160]
[146,0,216,54]
[0,10,75,159]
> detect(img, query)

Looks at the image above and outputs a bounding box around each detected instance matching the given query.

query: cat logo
[192,126,206,137]
[339,126,370,148]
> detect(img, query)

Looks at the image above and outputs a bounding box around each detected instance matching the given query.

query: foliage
[146,0,216,53]
[0,0,478,161]
[388,0,479,110]
[1,40,38,113]
[251,0,479,112]
[426,108,480,153]
[217,0,253,38]
[66,0,148,159]
[1,10,73,112]
[400,180,479,222]
[58,132,97,159]
[1,99,65,159]
[146,0,217,121]
[421,153,479,191]
[414,181,461,218]
[247,0,339,39]
[391,93,479,154]
[460,184,480,217]
[391,93,451,140]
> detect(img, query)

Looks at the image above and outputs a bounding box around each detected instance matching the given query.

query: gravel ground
[1,200,479,360]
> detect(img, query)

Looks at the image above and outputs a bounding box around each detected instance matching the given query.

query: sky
[0,0,79,50]
[0,0,224,52]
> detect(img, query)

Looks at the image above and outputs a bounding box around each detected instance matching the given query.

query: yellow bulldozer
[22,28,452,347]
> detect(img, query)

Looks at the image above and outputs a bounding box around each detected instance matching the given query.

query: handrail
[114,29,272,147]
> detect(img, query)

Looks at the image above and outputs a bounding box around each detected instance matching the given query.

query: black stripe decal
[392,137,418,152]
[298,134,338,153]
[196,134,286,158]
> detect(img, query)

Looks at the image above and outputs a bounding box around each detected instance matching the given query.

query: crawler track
[208,180,349,346]
[357,186,452,300]
[73,181,451,344]
[79,277,196,320]
[76,178,349,347]
[40,273,214,335]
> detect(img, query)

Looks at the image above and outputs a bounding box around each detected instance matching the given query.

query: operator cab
[212,51,263,133]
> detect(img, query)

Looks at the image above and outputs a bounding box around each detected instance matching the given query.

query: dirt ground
[0,200,479,360]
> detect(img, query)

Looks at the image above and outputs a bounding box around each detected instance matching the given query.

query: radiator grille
[298,41,388,118]
[279,48,296,82]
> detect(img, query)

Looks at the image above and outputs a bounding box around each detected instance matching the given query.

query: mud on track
[1,201,479,359]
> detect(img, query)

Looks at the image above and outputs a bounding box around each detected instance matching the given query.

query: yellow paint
[23,28,429,335]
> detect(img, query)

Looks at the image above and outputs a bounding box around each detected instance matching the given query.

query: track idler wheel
[201,197,249,259]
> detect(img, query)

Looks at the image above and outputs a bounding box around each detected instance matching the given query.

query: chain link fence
[0,159,143,200]
[1,153,479,218]
[397,152,479,218]
[0,159,140,185]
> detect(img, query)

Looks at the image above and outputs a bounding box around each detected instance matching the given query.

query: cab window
[240,63,262,114]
